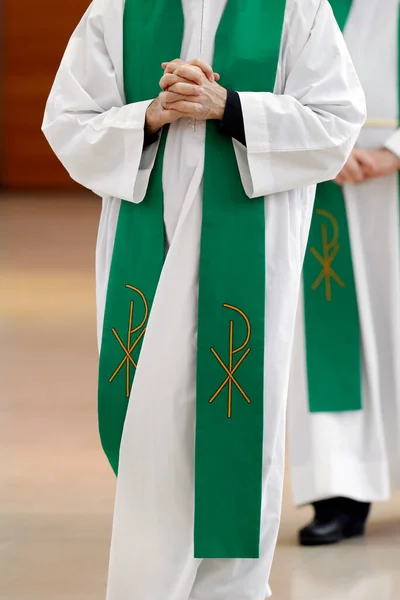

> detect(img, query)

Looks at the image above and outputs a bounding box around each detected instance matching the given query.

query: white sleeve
[233,0,366,199]
[384,130,400,158]
[42,0,157,202]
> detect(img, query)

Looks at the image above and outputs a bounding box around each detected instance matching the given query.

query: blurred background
[3,2,115,599]
[3,0,87,189]
[2,2,400,599]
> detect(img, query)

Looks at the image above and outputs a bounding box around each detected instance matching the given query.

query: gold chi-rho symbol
[310,210,345,301]
[109,285,148,397]
[209,304,252,418]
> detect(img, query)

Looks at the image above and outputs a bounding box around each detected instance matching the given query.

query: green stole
[98,0,286,558]
[303,0,362,413]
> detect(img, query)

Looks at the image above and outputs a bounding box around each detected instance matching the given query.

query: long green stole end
[303,183,361,412]
[303,0,361,413]
[98,0,286,558]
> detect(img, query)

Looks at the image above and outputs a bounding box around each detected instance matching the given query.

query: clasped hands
[335,147,400,185]
[145,58,226,135]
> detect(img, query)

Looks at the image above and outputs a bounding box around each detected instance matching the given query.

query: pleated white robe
[42,0,365,597]
[289,0,400,507]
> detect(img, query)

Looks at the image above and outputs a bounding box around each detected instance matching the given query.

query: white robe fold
[288,0,400,507]
[42,0,365,597]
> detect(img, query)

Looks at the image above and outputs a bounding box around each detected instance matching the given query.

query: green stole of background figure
[303,0,362,413]
[97,0,286,558]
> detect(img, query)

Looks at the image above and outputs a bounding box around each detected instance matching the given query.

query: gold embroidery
[209,304,252,418]
[109,286,149,397]
[310,210,345,301]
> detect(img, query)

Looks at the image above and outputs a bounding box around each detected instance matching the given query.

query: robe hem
[291,459,392,506]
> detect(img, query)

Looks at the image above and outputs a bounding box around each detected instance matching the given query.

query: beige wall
[3,1,89,189]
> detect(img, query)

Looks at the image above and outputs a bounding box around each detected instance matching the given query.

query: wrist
[213,86,228,121]
[145,100,163,135]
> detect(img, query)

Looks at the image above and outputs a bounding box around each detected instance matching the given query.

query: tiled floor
[3,195,400,600]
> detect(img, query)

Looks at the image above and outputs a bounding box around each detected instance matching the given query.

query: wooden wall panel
[3,1,90,189]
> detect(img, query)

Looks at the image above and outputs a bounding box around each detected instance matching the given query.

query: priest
[42,0,365,597]
[288,0,400,547]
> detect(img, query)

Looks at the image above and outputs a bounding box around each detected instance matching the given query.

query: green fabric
[195,1,286,559]
[303,0,361,413]
[303,183,361,412]
[98,2,182,475]
[98,0,285,558]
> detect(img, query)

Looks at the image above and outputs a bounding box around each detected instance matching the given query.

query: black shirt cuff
[143,128,161,149]
[219,89,247,147]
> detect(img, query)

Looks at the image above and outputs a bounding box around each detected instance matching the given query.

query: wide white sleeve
[42,0,157,202]
[234,0,366,199]
[384,130,400,158]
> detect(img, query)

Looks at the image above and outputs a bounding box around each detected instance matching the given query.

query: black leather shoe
[299,515,366,546]
[299,497,371,546]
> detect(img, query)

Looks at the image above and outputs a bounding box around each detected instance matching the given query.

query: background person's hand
[334,148,377,185]
[334,148,400,185]
[361,148,400,180]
